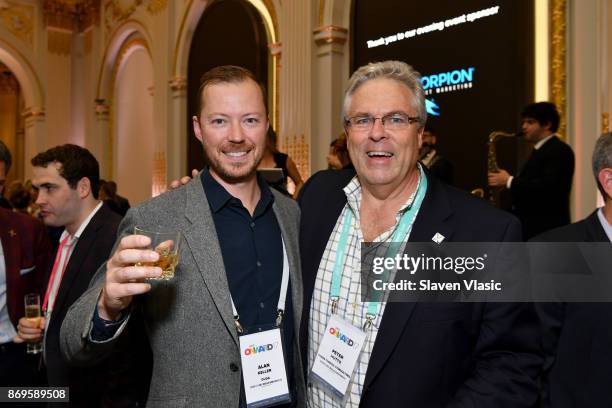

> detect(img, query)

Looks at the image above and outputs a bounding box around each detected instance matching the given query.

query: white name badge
[310,314,368,399]
[239,328,291,408]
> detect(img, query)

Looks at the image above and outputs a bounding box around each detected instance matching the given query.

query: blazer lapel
[584,210,610,242]
[272,195,303,342]
[365,173,455,387]
[182,179,238,345]
[51,209,106,319]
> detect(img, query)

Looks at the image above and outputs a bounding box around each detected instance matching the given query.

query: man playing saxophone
[488,102,574,240]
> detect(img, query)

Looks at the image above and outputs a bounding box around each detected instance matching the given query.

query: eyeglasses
[344,112,420,132]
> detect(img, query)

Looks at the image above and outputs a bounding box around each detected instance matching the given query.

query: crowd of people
[0,61,610,407]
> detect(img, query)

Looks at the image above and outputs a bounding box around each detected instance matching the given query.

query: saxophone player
[487,102,574,240]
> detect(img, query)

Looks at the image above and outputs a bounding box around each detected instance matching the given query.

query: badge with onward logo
[310,314,368,401]
[239,328,291,407]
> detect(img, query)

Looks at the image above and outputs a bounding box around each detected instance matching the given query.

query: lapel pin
[432,233,445,244]
[9,229,17,237]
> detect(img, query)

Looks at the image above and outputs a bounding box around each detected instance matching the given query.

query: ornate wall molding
[551,0,567,140]
[147,0,168,14]
[0,3,34,49]
[104,0,168,34]
[43,0,100,32]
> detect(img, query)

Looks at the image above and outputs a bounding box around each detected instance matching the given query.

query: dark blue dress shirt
[202,169,295,407]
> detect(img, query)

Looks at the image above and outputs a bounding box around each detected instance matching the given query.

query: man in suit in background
[15,144,150,406]
[418,124,454,185]
[1,205,52,386]
[61,66,305,407]
[535,132,612,407]
[299,60,541,408]
[488,102,575,239]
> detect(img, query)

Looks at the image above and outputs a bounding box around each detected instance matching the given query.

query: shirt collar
[60,201,103,242]
[597,207,612,243]
[535,134,555,150]
[201,168,275,214]
[343,163,425,220]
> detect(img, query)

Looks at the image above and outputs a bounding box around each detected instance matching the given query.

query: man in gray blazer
[60,66,305,408]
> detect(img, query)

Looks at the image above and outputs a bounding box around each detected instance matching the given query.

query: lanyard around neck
[330,172,428,330]
[229,237,290,334]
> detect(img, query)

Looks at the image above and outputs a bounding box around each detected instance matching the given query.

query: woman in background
[258,127,304,198]
[327,133,353,170]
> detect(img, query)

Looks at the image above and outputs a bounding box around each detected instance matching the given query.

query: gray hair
[343,60,427,126]
[593,132,612,199]
[0,139,11,173]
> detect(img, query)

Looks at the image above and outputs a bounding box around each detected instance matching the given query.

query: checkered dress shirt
[307,167,424,407]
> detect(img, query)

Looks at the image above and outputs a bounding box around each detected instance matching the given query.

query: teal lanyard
[330,172,428,330]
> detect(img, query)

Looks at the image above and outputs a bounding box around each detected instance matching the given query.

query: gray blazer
[60,178,305,408]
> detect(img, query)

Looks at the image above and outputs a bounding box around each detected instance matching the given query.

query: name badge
[239,328,291,407]
[310,314,368,399]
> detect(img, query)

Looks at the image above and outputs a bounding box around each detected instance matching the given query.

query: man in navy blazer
[535,132,612,407]
[299,61,541,407]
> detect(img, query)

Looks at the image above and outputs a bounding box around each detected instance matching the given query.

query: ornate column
[167,76,187,183]
[22,107,46,180]
[312,24,348,173]
[93,99,111,178]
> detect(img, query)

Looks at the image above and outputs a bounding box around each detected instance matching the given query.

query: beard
[203,141,263,184]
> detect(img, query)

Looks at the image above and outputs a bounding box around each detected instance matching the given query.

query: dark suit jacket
[510,136,574,240]
[0,208,52,327]
[299,168,542,408]
[534,210,611,408]
[45,203,151,407]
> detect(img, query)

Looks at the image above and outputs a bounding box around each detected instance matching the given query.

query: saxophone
[487,131,515,205]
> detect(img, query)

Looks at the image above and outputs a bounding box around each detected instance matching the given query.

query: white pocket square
[19,266,36,276]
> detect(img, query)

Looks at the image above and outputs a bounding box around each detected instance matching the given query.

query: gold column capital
[94,99,110,116]
[313,25,348,46]
[169,76,187,92]
[21,106,45,119]
[269,42,282,57]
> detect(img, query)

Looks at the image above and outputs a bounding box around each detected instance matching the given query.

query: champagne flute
[24,293,43,354]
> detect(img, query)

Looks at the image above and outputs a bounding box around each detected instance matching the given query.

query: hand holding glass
[134,227,181,280]
[24,293,43,354]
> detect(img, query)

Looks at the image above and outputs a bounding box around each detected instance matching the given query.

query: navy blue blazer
[535,211,612,408]
[298,168,542,408]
